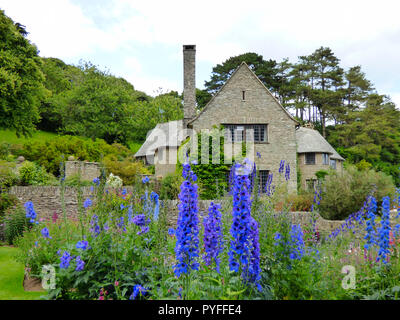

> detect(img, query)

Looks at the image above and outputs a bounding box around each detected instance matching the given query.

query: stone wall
[65,161,100,181]
[10,186,345,232]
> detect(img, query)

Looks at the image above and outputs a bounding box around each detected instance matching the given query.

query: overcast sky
[1,0,399,107]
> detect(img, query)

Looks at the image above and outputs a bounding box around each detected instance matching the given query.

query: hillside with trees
[1,9,399,185]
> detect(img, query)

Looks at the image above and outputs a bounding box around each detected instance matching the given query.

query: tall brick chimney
[183,45,196,127]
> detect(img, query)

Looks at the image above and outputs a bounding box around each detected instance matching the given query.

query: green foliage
[355,159,373,171]
[159,171,183,200]
[327,94,400,185]
[20,135,131,176]
[18,161,56,186]
[3,204,29,245]
[179,127,244,199]
[0,10,46,136]
[196,88,212,110]
[204,52,281,95]
[319,165,396,220]
[315,169,329,180]
[63,174,92,187]
[0,160,19,190]
[0,192,18,219]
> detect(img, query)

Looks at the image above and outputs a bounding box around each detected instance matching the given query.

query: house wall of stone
[154,147,178,178]
[190,64,298,194]
[65,161,100,181]
[298,153,343,190]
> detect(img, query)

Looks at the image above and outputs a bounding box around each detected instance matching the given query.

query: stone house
[135,45,344,193]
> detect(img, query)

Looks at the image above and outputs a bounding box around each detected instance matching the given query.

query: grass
[0,129,58,145]
[0,246,44,300]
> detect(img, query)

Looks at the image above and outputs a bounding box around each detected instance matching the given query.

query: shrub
[0,160,19,190]
[319,165,396,220]
[63,173,93,187]
[160,171,184,199]
[20,135,132,176]
[106,173,123,188]
[3,204,30,245]
[18,161,56,186]
[103,155,150,185]
[0,193,18,219]
[286,193,314,212]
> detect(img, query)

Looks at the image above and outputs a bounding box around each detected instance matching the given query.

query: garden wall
[9,186,344,232]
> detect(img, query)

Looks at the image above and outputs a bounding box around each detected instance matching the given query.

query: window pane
[305,153,315,165]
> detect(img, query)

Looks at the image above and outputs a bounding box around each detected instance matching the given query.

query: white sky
[1,0,399,107]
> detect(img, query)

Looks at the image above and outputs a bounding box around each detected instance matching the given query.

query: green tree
[204,52,280,96]
[306,47,344,137]
[196,88,212,110]
[56,62,153,144]
[328,94,400,185]
[0,10,46,136]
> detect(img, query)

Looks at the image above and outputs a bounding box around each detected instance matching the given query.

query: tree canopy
[0,10,46,136]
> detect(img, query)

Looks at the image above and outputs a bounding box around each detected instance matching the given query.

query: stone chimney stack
[183,45,196,127]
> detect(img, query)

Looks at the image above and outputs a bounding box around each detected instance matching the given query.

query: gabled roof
[188,61,299,126]
[135,120,185,158]
[296,127,345,161]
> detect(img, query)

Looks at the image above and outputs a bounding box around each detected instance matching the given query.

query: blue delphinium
[203,202,224,272]
[377,196,391,264]
[132,214,150,227]
[142,176,149,184]
[93,177,100,186]
[117,216,126,232]
[60,251,72,269]
[285,163,290,181]
[168,228,175,236]
[364,196,378,250]
[83,198,92,209]
[129,285,147,300]
[244,216,261,290]
[289,224,305,260]
[76,240,89,250]
[278,160,285,174]
[90,214,101,237]
[265,173,274,196]
[24,201,38,224]
[41,227,52,239]
[228,162,252,274]
[75,256,85,271]
[173,162,200,278]
[150,191,160,221]
[228,160,260,289]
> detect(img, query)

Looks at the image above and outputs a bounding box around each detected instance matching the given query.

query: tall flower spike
[228,160,260,289]
[203,202,224,272]
[377,196,391,264]
[173,162,200,278]
[364,196,377,250]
